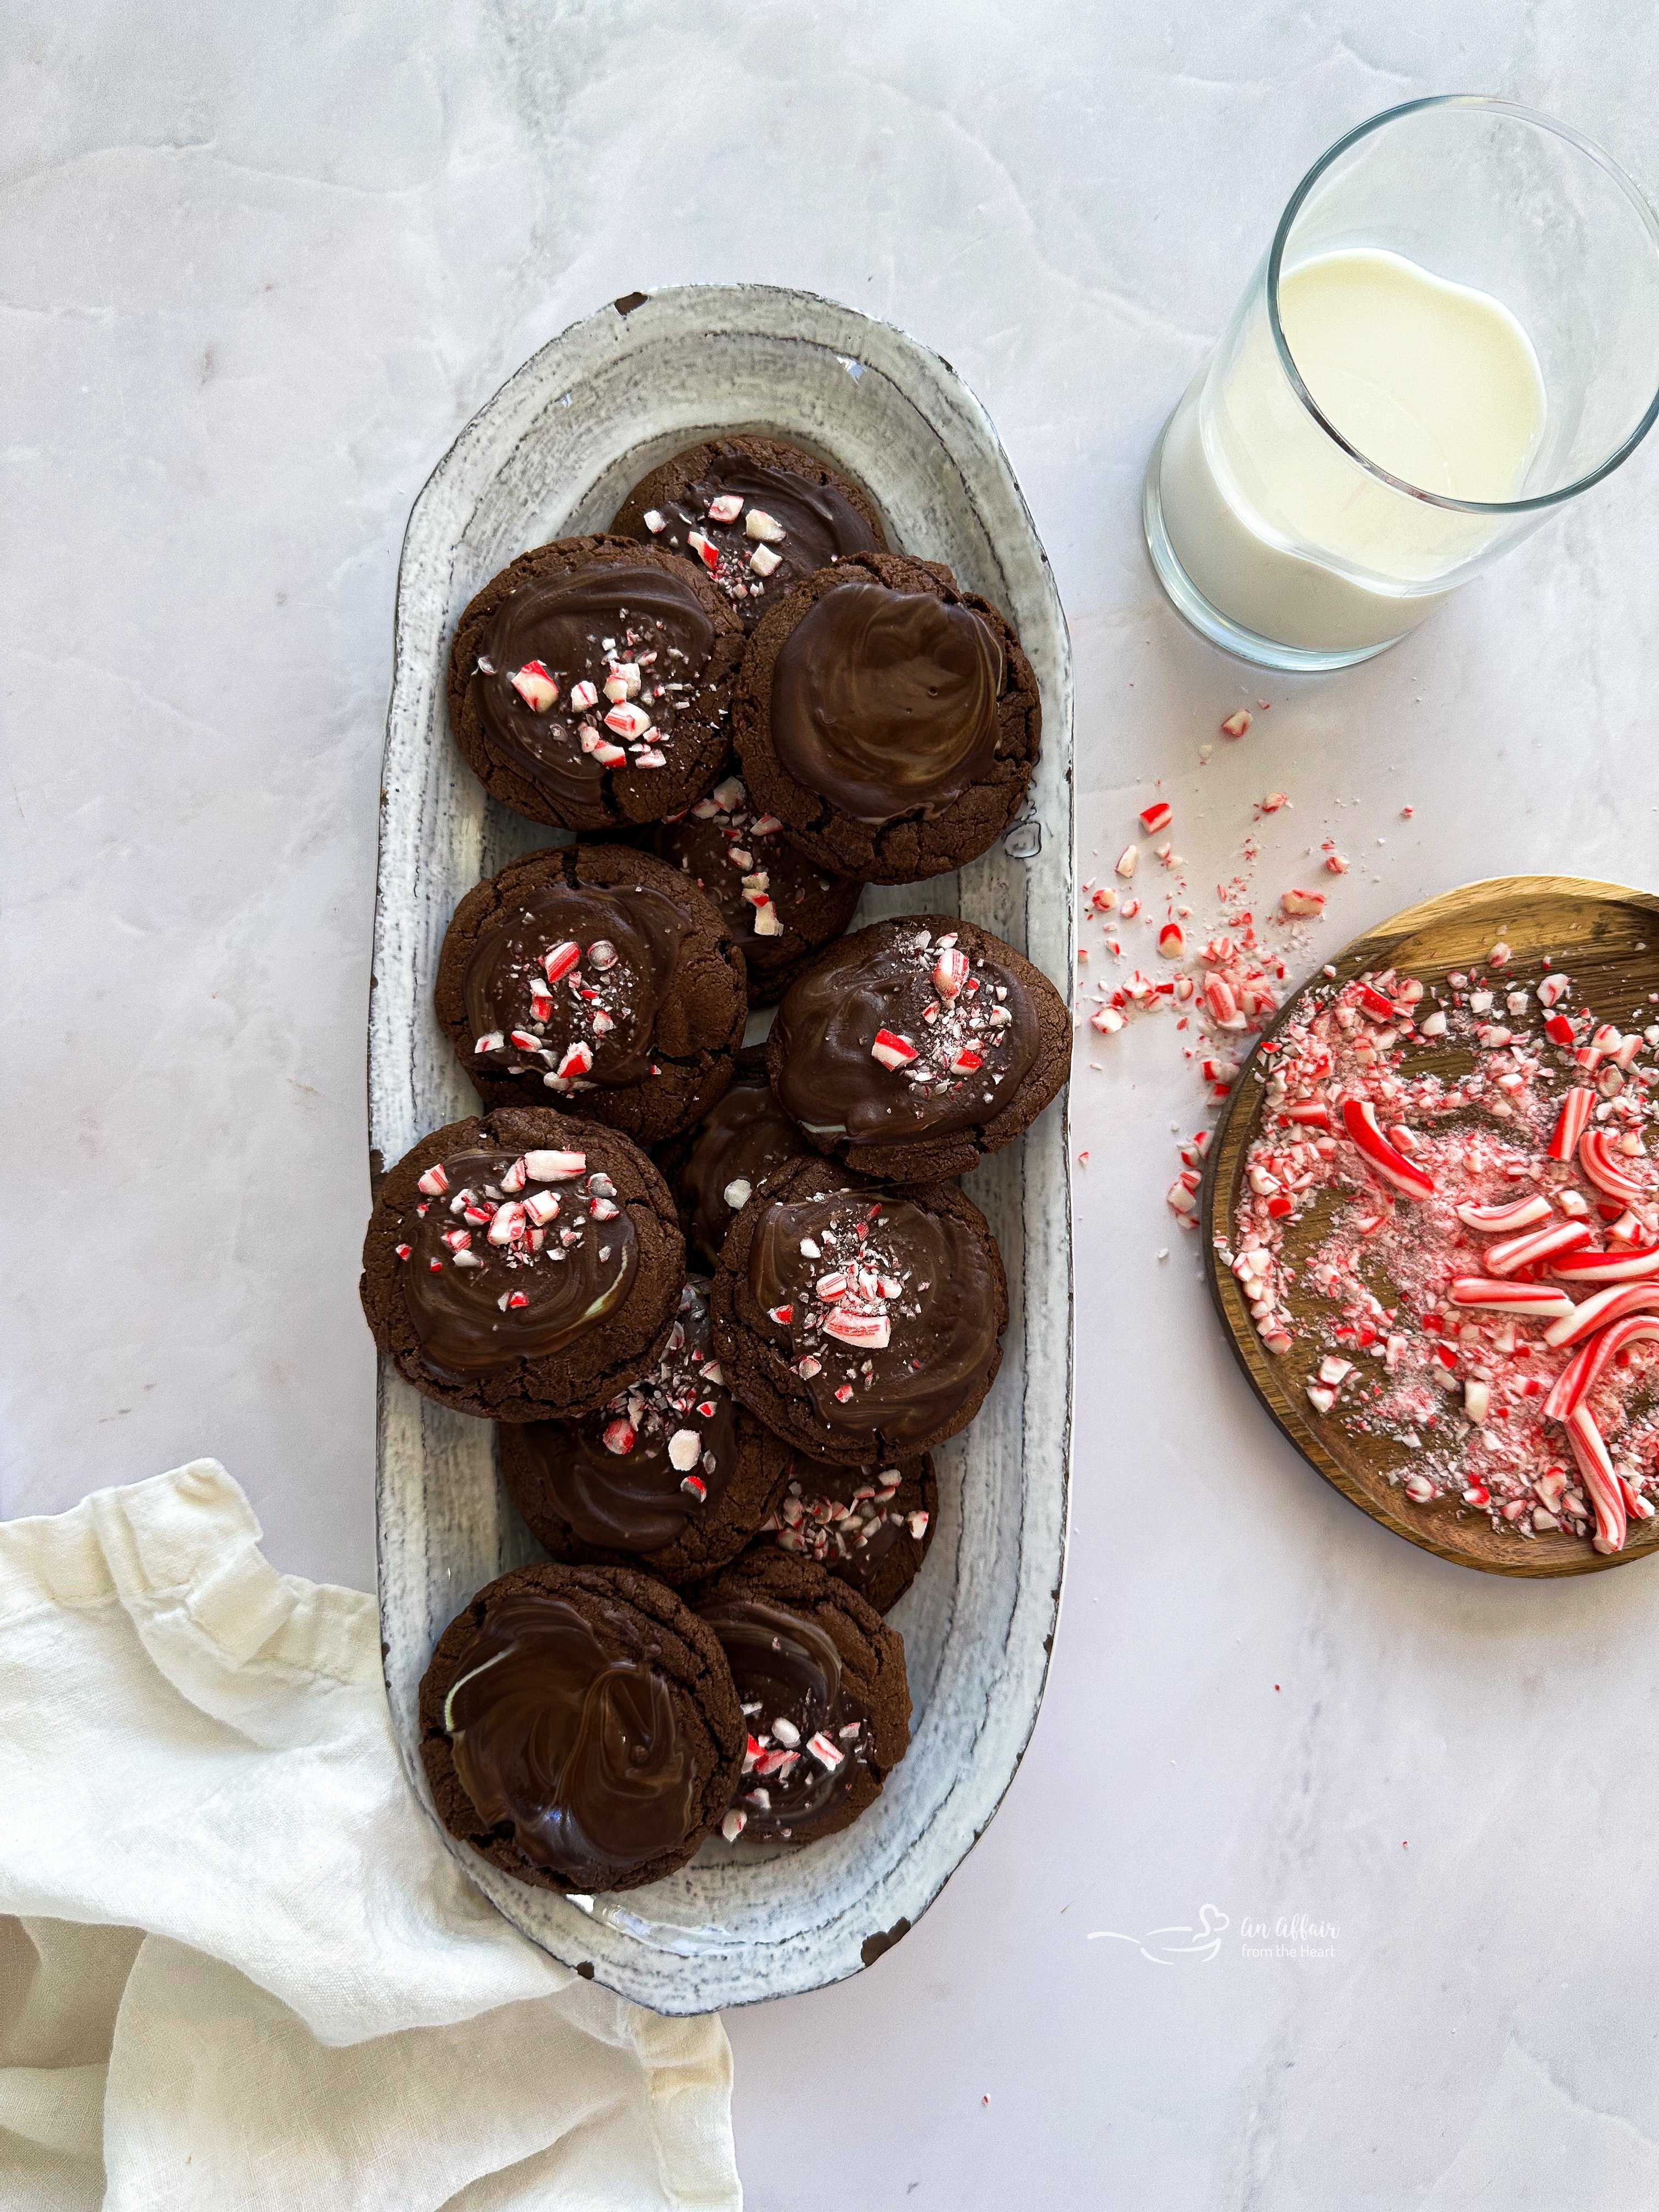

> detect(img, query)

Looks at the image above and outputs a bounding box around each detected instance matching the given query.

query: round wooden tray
[1203,874,1659,1578]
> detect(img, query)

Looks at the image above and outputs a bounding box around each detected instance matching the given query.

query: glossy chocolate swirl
[773,922,1035,1158]
[770,581,1004,825]
[694,1595,863,1837]
[747,1190,998,1442]
[679,1069,809,1269]
[631,452,880,620]
[507,1279,738,1553]
[443,1589,696,1877]
[470,562,716,811]
[462,884,693,1091]
[400,1149,636,1377]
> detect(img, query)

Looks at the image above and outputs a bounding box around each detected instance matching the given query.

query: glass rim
[1265,94,1659,515]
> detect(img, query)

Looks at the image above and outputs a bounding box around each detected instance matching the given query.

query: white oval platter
[370,284,1075,2012]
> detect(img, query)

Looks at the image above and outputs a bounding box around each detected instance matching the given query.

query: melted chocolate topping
[774,921,1035,1156]
[630,452,879,622]
[747,1189,998,1442]
[654,770,843,959]
[770,580,1005,825]
[470,561,719,809]
[462,882,693,1093]
[444,1589,696,1877]
[695,1595,864,1836]
[768,1457,922,1594]
[509,1279,738,1553]
[680,1069,809,1269]
[399,1147,636,1378]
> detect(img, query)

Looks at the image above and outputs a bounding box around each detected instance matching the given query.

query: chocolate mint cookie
[696,1551,910,1846]
[610,435,886,631]
[499,1276,791,1584]
[748,1453,938,1615]
[360,1110,684,1423]
[733,551,1042,884]
[435,843,747,1145]
[448,535,744,833]
[419,1562,743,1893]
[769,913,1071,1182]
[656,1046,812,1272]
[650,763,864,1007]
[711,1155,1008,1465]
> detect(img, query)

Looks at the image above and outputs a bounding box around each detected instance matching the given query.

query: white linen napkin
[0,1459,741,2211]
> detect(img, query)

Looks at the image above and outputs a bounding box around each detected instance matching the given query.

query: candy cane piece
[1564,1406,1628,1554]
[1341,1098,1435,1200]
[1579,1127,1647,1205]
[1482,1221,1593,1278]
[1550,1244,1659,1283]
[1455,1193,1554,1233]
[1543,1282,1659,1348]
[1544,1316,1659,1423]
[1547,1087,1594,1161]
[1447,1279,1576,1319]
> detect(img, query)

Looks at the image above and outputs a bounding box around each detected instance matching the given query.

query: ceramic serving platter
[1204,873,1659,1580]
[370,284,1075,2012]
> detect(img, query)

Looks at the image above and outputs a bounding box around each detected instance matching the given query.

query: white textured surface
[9,2,1659,2203]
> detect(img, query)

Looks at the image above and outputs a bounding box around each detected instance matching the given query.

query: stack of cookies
[360,437,1070,1894]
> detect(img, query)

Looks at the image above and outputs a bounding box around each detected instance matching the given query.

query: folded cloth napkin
[0,1460,741,2212]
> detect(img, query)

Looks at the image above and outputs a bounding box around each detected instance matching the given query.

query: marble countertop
[9,4,1659,2204]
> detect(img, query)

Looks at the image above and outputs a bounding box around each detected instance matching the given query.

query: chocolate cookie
[768,914,1071,1182]
[656,1046,813,1272]
[696,1551,910,1846]
[610,435,887,631]
[498,1276,791,1584]
[419,1562,743,1892]
[732,551,1042,884]
[447,535,744,833]
[435,844,747,1144]
[360,1110,684,1423]
[749,1452,938,1615]
[711,1156,1008,1464]
[650,763,864,1007]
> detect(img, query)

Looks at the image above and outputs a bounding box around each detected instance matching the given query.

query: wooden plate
[1203,874,1659,1579]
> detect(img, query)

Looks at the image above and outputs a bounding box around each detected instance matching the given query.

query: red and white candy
[1341,1097,1435,1201]
[871,1029,917,1071]
[509,660,558,712]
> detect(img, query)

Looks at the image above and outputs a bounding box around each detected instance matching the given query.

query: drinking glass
[1143,97,1659,671]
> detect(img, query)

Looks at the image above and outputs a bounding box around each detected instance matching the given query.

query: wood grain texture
[370,285,1075,2011]
[1204,874,1659,1581]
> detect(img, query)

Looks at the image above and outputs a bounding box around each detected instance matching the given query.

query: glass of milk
[1143,97,1659,670]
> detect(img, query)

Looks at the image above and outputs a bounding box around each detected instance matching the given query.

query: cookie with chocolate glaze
[695,1551,910,1846]
[711,1155,1008,1465]
[733,551,1042,884]
[746,1452,938,1615]
[448,535,744,833]
[769,913,1071,1183]
[650,762,864,1007]
[656,1046,812,1272]
[436,844,747,1144]
[610,435,887,631]
[360,1110,684,1423]
[419,1562,743,1893]
[499,1276,791,1584]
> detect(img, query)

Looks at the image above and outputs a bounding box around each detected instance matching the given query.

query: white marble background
[8,3,1659,2204]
